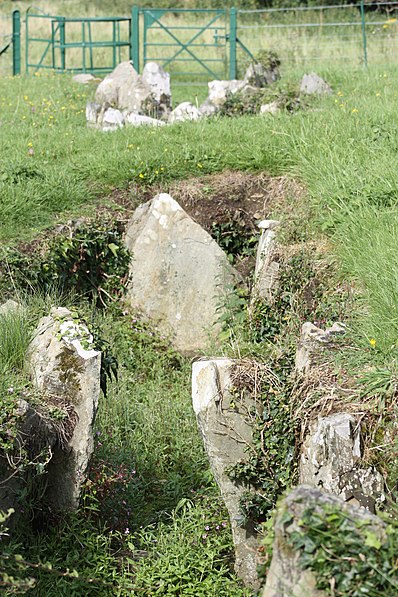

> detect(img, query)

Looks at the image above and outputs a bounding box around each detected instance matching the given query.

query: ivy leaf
[364,531,382,550]
[108,243,119,257]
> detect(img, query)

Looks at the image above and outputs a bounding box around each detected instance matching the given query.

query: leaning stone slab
[28,307,101,511]
[262,486,385,597]
[300,73,332,96]
[142,61,172,117]
[242,61,280,88]
[125,194,239,353]
[192,358,260,588]
[251,220,280,303]
[300,413,385,511]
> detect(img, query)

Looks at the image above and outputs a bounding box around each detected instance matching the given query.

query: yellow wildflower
[369,338,376,348]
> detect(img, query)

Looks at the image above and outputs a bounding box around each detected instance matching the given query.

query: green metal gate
[25,9,132,74]
[138,8,228,80]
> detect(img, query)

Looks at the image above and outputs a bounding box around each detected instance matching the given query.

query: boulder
[251,220,280,303]
[169,102,201,123]
[300,73,332,96]
[125,194,239,353]
[94,60,172,122]
[295,321,346,375]
[262,486,386,597]
[192,358,261,587]
[28,307,101,511]
[300,413,385,511]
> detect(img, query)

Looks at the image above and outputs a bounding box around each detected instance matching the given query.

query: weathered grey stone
[251,220,280,303]
[295,321,346,375]
[198,98,219,117]
[85,102,101,127]
[28,307,101,511]
[192,358,260,587]
[73,73,99,85]
[300,73,332,96]
[94,60,172,121]
[100,107,124,132]
[263,486,385,597]
[260,102,279,115]
[0,299,22,315]
[242,61,280,88]
[124,112,165,127]
[142,61,172,117]
[206,79,243,107]
[169,101,201,123]
[125,194,239,353]
[300,413,385,511]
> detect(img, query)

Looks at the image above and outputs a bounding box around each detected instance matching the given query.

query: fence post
[229,7,237,80]
[59,17,66,71]
[12,9,21,75]
[131,6,140,72]
[360,0,368,67]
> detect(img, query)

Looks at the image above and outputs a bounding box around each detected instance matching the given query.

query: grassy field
[1,57,398,594]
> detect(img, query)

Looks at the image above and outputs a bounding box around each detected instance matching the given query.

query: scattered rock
[300,413,385,511]
[251,220,280,302]
[242,61,280,89]
[300,73,332,96]
[207,79,243,107]
[72,73,100,85]
[100,107,125,132]
[125,113,165,127]
[125,194,239,353]
[28,307,101,511]
[90,60,172,130]
[260,102,279,115]
[263,486,385,597]
[169,102,202,123]
[295,321,346,375]
[192,358,261,588]
[142,61,171,117]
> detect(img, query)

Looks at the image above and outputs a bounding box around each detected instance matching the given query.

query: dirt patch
[11,172,304,282]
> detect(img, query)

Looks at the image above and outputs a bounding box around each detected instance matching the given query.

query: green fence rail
[3,4,398,79]
[25,10,131,74]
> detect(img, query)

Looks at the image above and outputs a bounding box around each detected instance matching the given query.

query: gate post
[12,9,21,75]
[229,7,237,80]
[131,6,140,72]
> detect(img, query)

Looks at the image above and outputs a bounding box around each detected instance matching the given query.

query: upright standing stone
[28,307,101,511]
[192,358,260,588]
[125,194,239,353]
[251,220,280,303]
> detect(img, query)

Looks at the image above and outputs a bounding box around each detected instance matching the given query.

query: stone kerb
[28,307,101,511]
[192,358,261,588]
[125,193,239,354]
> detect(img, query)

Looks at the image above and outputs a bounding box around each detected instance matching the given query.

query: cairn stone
[192,358,261,588]
[125,194,239,353]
